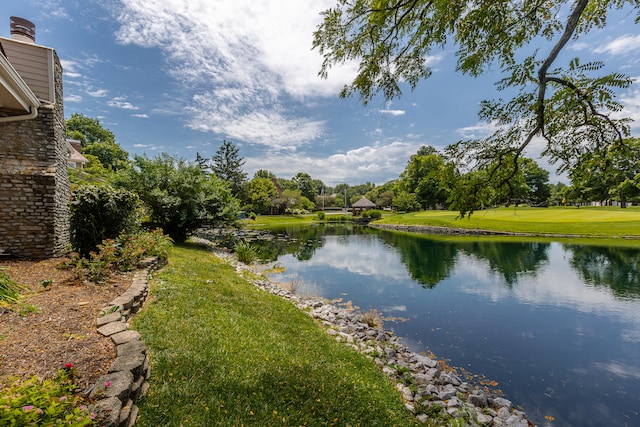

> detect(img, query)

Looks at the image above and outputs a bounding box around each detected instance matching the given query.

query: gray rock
[90,397,122,427]
[116,339,147,357]
[438,383,457,400]
[97,321,128,337]
[111,330,142,345]
[108,352,146,377]
[89,371,133,402]
[468,390,488,408]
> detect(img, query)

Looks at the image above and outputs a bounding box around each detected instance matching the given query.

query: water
[248,224,640,427]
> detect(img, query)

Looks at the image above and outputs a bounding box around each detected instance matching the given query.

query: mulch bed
[0,258,133,391]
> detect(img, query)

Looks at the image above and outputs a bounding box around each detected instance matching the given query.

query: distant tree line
[65,113,640,246]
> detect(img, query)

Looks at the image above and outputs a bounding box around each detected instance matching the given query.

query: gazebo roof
[351,196,376,208]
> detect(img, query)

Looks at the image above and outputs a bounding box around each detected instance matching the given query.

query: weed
[361,308,384,328]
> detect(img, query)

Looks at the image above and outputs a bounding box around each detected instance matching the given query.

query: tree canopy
[314,0,638,212]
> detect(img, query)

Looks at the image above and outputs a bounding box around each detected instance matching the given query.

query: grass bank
[374,206,640,238]
[133,243,419,427]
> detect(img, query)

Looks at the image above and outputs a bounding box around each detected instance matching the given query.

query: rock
[438,383,457,400]
[90,397,122,427]
[492,397,513,409]
[97,321,128,337]
[468,389,488,408]
[89,371,133,402]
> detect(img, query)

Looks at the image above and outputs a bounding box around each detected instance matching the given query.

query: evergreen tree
[211,140,247,198]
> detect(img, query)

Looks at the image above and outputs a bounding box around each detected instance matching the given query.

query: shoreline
[193,237,536,427]
[369,222,640,240]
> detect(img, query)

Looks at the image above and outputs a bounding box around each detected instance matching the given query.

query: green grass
[374,206,640,237]
[133,243,419,427]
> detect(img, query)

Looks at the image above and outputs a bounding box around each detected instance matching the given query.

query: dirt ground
[0,258,133,391]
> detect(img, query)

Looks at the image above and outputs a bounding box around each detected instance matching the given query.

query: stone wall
[0,52,69,258]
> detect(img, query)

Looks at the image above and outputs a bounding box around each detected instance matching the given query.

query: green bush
[316,211,326,221]
[0,269,25,303]
[60,229,173,282]
[70,185,140,257]
[0,367,95,426]
[362,209,382,220]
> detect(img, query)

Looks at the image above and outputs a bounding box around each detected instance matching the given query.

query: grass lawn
[374,206,640,237]
[133,243,420,427]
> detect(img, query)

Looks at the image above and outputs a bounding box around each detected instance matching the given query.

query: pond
[245,224,640,427]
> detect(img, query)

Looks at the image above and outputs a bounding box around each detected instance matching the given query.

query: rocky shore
[202,239,535,427]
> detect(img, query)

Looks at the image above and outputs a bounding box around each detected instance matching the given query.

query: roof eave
[0,50,41,120]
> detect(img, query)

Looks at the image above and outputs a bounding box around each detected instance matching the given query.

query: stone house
[0,17,69,258]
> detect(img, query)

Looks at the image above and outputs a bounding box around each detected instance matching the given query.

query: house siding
[0,52,69,258]
[1,37,55,103]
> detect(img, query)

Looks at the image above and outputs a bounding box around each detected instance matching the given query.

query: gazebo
[351,196,376,214]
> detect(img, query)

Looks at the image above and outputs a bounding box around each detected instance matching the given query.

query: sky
[2,0,639,187]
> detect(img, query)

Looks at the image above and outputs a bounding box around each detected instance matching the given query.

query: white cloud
[245,140,424,185]
[132,113,149,118]
[106,96,139,110]
[456,121,497,139]
[112,0,353,148]
[379,109,406,116]
[65,94,82,102]
[594,34,640,56]
[616,78,640,131]
[88,89,109,97]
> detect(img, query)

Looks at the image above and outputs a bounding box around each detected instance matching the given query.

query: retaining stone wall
[89,257,163,427]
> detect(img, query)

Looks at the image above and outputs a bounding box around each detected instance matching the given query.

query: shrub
[0,269,25,303]
[60,229,173,282]
[362,209,382,220]
[70,185,140,257]
[0,367,95,426]
[115,154,239,242]
[316,211,326,221]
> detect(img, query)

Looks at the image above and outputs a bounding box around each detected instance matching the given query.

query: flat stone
[108,353,146,377]
[97,321,128,337]
[89,371,133,402]
[127,404,139,427]
[90,397,122,427]
[116,340,146,357]
[97,311,122,326]
[111,330,141,345]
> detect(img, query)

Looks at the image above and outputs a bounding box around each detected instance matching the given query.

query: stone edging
[87,257,163,427]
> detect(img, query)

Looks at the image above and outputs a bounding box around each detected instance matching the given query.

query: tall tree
[396,148,449,209]
[569,138,640,207]
[115,153,238,242]
[66,113,116,147]
[211,140,247,198]
[292,172,317,203]
[314,0,636,214]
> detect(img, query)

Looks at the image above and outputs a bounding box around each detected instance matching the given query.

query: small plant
[0,269,24,303]
[39,278,53,289]
[361,308,383,328]
[234,241,257,264]
[18,304,41,317]
[316,211,326,221]
[0,366,95,426]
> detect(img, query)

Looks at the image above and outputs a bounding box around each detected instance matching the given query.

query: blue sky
[3,0,639,186]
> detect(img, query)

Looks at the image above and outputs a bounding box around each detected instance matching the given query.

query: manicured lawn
[374,206,640,237]
[133,243,419,427]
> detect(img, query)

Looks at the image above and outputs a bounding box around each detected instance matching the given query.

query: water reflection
[244,225,640,426]
[566,244,640,298]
